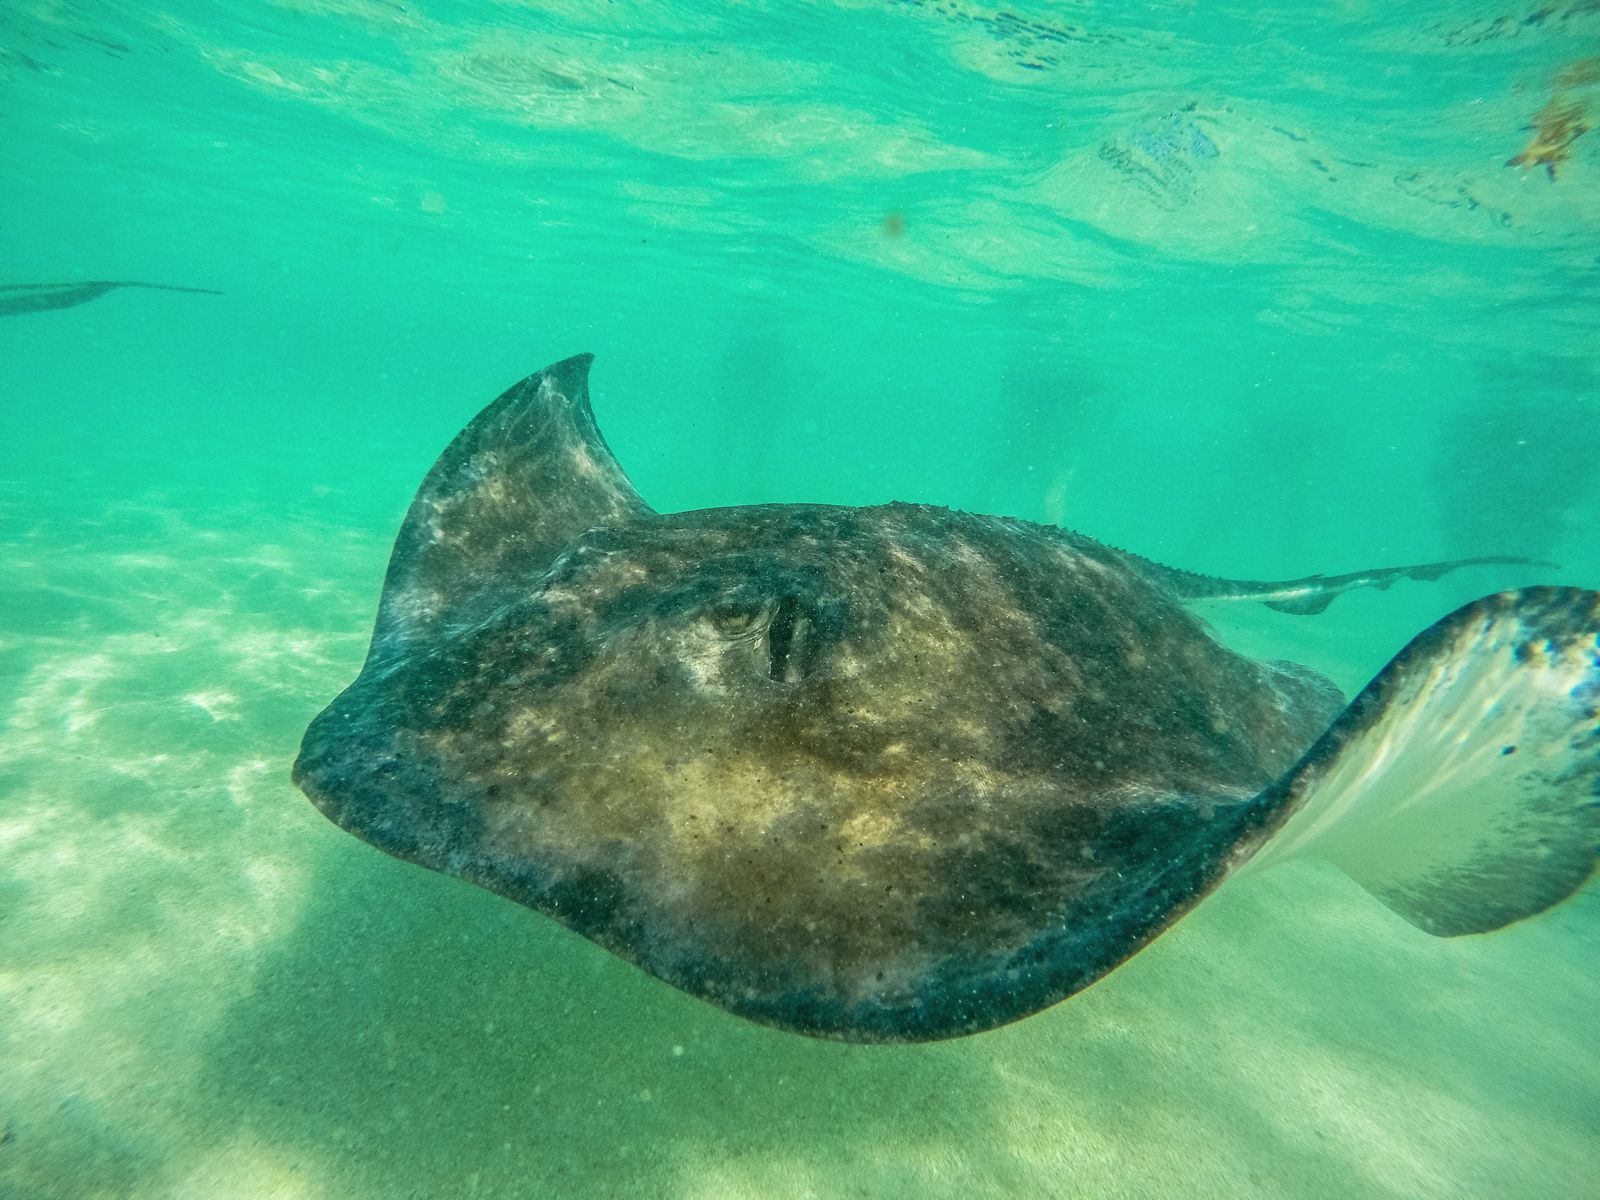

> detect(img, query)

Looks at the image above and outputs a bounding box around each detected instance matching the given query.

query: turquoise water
[2,1,1597,1196]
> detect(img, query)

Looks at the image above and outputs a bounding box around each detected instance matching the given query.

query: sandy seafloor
[1,452,1595,1200]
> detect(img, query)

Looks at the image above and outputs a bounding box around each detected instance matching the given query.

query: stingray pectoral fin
[368,354,653,660]
[1242,587,1599,935]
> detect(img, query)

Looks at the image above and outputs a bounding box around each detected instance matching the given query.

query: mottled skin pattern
[297,355,1496,1042]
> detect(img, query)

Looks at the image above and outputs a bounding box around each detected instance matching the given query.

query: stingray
[0,280,221,317]
[294,355,1599,1043]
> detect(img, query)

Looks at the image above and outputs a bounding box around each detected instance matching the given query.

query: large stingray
[295,355,1599,1043]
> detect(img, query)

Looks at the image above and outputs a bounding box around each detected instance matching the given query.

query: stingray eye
[707,599,770,638]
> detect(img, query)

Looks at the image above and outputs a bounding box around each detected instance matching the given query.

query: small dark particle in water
[882,212,906,238]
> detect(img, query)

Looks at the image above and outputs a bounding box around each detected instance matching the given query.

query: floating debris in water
[1506,57,1599,179]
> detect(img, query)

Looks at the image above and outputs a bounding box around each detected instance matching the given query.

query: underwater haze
[2,1,1598,1197]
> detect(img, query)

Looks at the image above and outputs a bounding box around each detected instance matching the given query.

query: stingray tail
[1239,587,1599,935]
[1136,554,1556,615]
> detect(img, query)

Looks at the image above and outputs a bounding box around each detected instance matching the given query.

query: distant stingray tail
[1239,587,1599,935]
[111,281,224,295]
